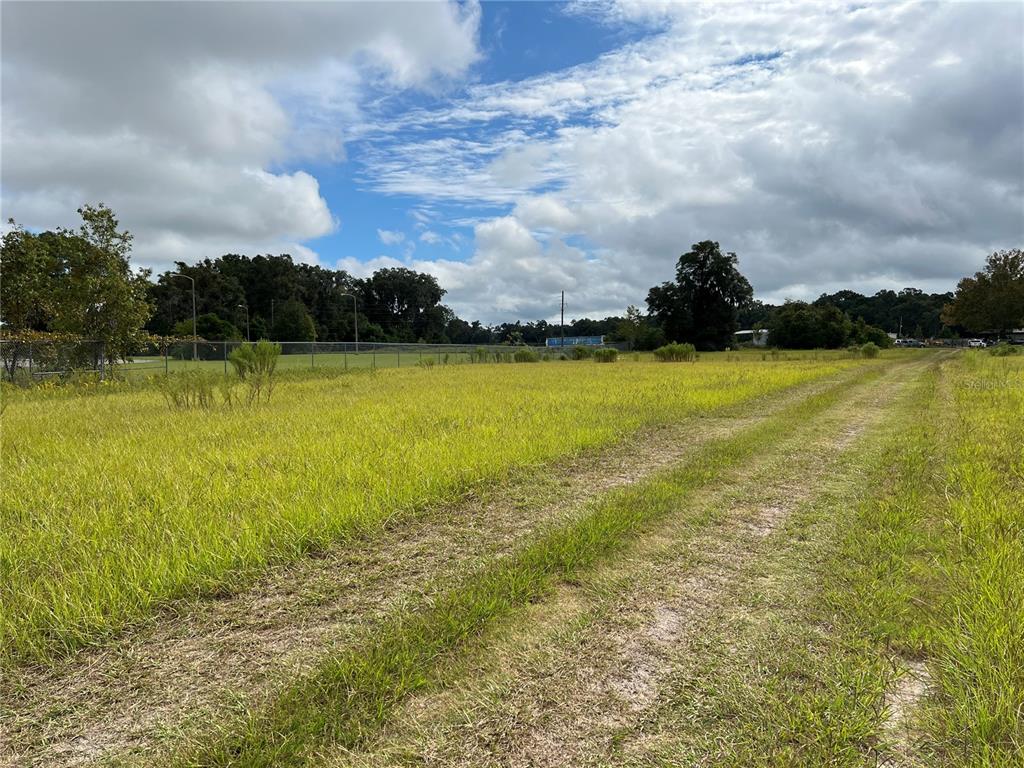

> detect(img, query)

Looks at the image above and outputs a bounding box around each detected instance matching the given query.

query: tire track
[328,359,928,768]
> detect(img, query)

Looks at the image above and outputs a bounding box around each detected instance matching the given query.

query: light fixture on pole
[169,273,197,362]
[339,293,358,352]
[238,303,250,342]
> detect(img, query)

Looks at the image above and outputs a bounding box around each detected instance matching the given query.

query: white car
[967,339,986,348]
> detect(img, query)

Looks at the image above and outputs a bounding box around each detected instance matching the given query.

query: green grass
[918,353,1024,765]
[175,364,883,767]
[651,351,1022,766]
[122,349,479,377]
[823,352,1023,765]
[115,345,895,378]
[0,355,868,666]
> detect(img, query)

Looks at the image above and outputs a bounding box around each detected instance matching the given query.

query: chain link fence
[1,339,615,382]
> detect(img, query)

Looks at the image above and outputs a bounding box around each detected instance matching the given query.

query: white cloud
[354,1,1023,321]
[1,1,481,271]
[419,230,442,244]
[377,229,407,245]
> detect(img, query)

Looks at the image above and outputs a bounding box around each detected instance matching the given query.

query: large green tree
[646,241,753,350]
[1,205,152,364]
[272,298,317,342]
[0,222,54,331]
[768,301,852,349]
[942,249,1024,335]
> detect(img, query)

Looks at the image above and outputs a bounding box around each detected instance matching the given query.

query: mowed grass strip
[174,364,886,768]
[823,352,1022,765]
[650,352,1021,766]
[0,357,862,665]
[669,357,946,766]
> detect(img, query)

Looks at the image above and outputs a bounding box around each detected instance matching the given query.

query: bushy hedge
[593,348,618,363]
[860,342,880,358]
[653,342,697,362]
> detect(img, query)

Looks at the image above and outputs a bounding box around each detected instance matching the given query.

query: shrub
[157,370,218,410]
[594,348,618,363]
[653,342,697,362]
[229,340,281,404]
[989,342,1020,356]
[513,348,540,363]
[860,342,880,358]
[570,345,594,360]
[417,357,435,368]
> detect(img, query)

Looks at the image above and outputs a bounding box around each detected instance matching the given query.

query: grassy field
[1,353,858,665]
[121,345,866,378]
[1,349,1019,767]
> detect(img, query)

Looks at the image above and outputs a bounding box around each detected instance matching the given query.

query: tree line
[2,206,1021,356]
[645,240,1022,350]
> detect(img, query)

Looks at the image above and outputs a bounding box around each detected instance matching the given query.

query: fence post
[223,341,228,376]
[311,342,315,369]
[99,342,106,381]
[344,345,348,371]
[372,347,376,369]
[165,343,169,376]
[28,342,33,378]
[397,347,400,368]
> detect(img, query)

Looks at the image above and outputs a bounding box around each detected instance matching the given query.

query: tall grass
[0,358,861,665]
[182,365,878,767]
[921,353,1024,763]
[826,352,1022,764]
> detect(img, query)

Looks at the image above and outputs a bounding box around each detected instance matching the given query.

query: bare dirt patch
[880,658,932,767]
[0,373,858,768]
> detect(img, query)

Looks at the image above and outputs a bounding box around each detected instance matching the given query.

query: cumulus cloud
[1,1,480,270]
[357,1,1023,321]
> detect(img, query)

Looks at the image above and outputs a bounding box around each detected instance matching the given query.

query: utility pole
[560,290,565,348]
[169,272,197,362]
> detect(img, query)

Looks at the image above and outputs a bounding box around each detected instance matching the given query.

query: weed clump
[859,342,880,358]
[229,340,281,404]
[654,342,697,362]
[513,348,540,363]
[989,342,1019,356]
[594,348,618,363]
[157,370,218,409]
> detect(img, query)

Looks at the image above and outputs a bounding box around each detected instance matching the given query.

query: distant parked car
[967,339,986,348]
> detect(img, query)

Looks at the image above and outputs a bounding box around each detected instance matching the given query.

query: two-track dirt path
[325,358,931,767]
[1,365,878,768]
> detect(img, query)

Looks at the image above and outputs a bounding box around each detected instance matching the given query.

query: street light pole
[238,303,250,342]
[169,273,197,362]
[339,293,358,352]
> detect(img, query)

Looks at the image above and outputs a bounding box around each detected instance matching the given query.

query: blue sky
[301,3,652,273]
[3,1,1022,323]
